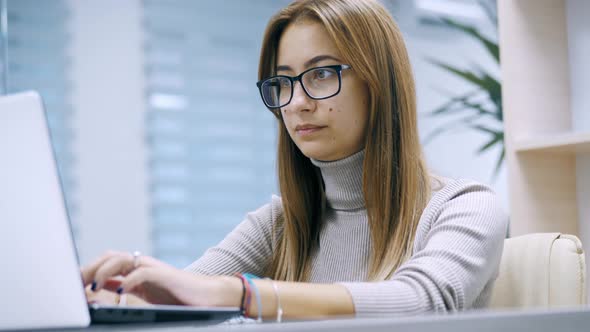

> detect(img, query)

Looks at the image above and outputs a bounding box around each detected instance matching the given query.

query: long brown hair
[259,0,431,282]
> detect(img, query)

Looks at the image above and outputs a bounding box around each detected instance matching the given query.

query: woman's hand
[85,287,119,305]
[80,251,242,307]
[85,284,151,307]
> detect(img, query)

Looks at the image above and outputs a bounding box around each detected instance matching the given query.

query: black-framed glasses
[256,64,351,109]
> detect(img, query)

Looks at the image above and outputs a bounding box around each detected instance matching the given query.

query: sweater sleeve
[183,195,282,277]
[339,180,509,317]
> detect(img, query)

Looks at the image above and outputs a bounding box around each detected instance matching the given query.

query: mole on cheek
[329,108,333,112]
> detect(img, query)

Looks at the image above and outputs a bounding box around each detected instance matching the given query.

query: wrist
[216,276,243,308]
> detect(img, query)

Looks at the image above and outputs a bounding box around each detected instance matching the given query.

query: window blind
[4,0,77,233]
[143,0,288,267]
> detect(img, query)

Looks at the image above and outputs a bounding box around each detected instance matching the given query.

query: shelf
[514,131,590,154]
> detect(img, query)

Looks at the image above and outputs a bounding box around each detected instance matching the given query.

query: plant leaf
[492,146,505,179]
[429,95,477,116]
[470,124,503,136]
[429,90,479,115]
[478,71,502,116]
[424,113,490,145]
[423,118,472,144]
[476,131,503,154]
[426,88,501,122]
[427,60,498,93]
[459,100,501,121]
[438,17,499,63]
[478,0,498,27]
[423,6,506,180]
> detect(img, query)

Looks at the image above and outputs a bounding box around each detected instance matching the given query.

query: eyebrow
[276,55,342,73]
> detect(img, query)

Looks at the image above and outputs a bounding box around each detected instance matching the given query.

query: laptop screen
[0,91,91,330]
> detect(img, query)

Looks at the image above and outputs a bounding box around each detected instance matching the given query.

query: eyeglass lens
[260,67,340,108]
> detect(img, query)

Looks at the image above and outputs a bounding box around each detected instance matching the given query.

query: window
[2,0,77,233]
[143,0,288,267]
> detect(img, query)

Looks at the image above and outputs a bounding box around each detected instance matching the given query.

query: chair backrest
[490,233,586,308]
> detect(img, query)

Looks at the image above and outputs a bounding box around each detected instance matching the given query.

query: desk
[30,307,590,332]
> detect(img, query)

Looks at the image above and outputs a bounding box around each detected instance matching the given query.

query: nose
[286,81,314,113]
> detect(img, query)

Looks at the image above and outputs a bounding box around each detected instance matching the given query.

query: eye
[280,78,291,88]
[313,68,334,80]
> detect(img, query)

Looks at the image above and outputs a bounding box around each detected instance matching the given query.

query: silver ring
[132,250,141,269]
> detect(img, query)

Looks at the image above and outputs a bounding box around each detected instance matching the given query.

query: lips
[295,124,326,131]
[295,124,327,137]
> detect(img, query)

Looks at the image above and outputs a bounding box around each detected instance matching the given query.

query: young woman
[82,0,508,320]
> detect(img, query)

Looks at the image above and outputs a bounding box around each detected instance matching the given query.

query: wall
[66,1,507,265]
[395,6,508,209]
[68,0,150,264]
[568,0,590,286]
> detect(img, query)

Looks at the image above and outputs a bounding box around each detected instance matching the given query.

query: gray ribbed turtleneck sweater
[185,150,508,317]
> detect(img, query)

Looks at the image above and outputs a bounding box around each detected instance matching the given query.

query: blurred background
[0,0,505,267]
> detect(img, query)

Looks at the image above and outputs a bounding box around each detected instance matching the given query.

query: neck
[310,149,365,211]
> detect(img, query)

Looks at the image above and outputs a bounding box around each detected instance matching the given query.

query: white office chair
[490,233,586,308]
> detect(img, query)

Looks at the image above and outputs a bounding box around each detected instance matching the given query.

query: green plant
[424,8,503,177]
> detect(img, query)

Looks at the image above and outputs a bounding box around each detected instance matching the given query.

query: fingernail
[116,287,124,294]
[91,281,97,291]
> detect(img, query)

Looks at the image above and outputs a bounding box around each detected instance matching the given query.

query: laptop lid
[0,91,91,330]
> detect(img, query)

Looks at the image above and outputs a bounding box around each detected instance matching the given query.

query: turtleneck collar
[310,149,365,211]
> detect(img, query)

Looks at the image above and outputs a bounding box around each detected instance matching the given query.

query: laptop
[0,91,240,330]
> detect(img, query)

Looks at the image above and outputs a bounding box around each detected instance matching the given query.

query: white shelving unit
[514,132,590,154]
[498,0,590,298]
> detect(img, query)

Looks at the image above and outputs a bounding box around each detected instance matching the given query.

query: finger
[137,255,171,269]
[93,253,134,291]
[102,278,124,293]
[86,288,119,305]
[80,250,123,286]
[117,266,156,295]
[119,266,189,305]
[126,254,171,270]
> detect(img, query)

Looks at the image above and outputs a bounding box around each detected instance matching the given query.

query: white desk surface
[28,307,590,332]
